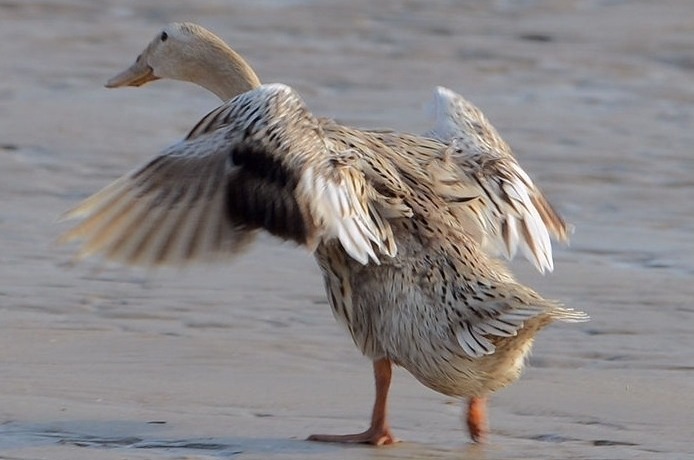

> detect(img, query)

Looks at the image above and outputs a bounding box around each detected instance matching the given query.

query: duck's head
[106,22,261,100]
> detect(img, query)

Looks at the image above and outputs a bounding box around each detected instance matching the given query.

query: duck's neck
[187,41,262,101]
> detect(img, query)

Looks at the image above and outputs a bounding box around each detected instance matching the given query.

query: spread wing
[59,84,396,267]
[424,86,571,273]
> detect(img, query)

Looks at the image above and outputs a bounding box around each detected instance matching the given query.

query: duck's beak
[105,60,160,88]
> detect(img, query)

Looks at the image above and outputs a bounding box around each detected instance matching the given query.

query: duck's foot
[466,396,488,443]
[308,428,398,446]
[308,358,397,446]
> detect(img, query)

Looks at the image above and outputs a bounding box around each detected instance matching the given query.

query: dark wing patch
[226,143,307,244]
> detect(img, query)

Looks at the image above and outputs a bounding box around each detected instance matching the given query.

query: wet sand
[1,1,693,458]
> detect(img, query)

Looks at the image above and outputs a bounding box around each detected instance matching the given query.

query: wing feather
[453,288,588,358]
[59,84,396,267]
[425,86,571,273]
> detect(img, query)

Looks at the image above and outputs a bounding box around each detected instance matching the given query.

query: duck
[61,23,587,445]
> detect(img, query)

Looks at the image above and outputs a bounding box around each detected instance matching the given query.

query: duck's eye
[160,31,168,42]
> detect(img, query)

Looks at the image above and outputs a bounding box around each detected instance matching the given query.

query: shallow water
[1,1,693,459]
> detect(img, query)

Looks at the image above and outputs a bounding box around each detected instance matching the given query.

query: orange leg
[466,396,488,443]
[308,358,398,446]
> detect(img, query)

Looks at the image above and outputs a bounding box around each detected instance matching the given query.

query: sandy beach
[1,1,693,458]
